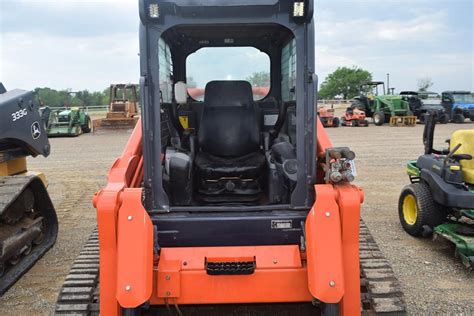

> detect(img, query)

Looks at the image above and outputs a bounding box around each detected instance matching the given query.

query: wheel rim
[374,114,382,124]
[402,194,417,225]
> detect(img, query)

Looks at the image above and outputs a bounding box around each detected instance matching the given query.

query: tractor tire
[333,117,340,128]
[373,111,385,126]
[470,116,474,122]
[453,113,465,124]
[82,116,92,133]
[419,113,429,125]
[340,117,347,126]
[351,99,366,111]
[439,113,450,124]
[321,303,340,316]
[362,119,369,127]
[398,182,446,237]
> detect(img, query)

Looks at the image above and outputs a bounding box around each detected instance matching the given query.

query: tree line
[34,69,433,106]
[35,87,112,108]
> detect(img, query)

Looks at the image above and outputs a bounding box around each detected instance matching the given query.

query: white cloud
[317,11,446,46]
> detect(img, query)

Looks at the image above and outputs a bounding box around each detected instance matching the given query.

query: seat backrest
[450,129,474,184]
[198,81,260,157]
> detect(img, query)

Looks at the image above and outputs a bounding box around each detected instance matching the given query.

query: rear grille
[205,257,256,275]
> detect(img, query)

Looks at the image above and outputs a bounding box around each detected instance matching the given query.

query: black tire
[453,113,465,124]
[351,99,366,111]
[373,111,385,126]
[82,115,92,133]
[321,303,340,316]
[419,113,429,125]
[470,116,474,122]
[333,117,340,128]
[439,113,449,124]
[362,119,369,127]
[398,182,446,237]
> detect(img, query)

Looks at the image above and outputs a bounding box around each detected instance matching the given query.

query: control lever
[452,154,472,162]
[444,143,462,166]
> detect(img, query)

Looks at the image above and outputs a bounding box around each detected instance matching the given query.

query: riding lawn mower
[398,112,474,268]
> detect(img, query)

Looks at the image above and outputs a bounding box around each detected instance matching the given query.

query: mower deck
[434,222,474,268]
[55,221,406,315]
[47,125,83,137]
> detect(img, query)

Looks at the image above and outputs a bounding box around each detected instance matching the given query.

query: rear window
[186,47,270,101]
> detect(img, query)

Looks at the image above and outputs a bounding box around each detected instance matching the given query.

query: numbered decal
[11,109,28,122]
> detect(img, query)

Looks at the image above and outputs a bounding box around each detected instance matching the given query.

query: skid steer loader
[0,83,58,295]
[56,1,405,315]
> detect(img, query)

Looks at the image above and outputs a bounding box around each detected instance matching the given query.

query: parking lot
[0,122,472,315]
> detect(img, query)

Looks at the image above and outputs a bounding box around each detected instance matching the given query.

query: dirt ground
[0,121,473,315]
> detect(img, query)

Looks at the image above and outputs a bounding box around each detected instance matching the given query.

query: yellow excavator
[0,83,58,295]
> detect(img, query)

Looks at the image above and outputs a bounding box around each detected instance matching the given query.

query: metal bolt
[127,215,133,221]
[125,285,131,291]
[325,212,331,217]
[273,259,278,264]
[165,275,171,280]
[183,261,188,266]
[166,291,171,296]
[329,281,335,287]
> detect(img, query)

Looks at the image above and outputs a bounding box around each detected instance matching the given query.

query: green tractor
[46,107,92,137]
[351,81,416,126]
[398,112,474,268]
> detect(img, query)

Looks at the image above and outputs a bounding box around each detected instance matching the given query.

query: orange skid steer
[56,1,405,315]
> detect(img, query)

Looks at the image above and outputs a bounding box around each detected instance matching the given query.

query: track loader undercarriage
[0,84,58,295]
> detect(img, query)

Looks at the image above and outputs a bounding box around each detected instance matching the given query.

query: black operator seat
[195,80,266,202]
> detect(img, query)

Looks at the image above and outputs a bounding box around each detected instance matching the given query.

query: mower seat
[195,80,265,203]
[450,129,474,184]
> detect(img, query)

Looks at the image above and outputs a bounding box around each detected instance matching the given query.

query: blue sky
[0,0,473,93]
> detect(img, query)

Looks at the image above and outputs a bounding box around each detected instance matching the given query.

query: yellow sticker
[179,116,189,129]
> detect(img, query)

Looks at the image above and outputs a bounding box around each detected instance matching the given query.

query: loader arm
[93,119,144,316]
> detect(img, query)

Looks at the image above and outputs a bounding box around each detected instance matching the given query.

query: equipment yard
[0,123,471,315]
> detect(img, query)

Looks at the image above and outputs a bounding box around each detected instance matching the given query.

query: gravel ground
[0,130,130,315]
[327,120,474,315]
[0,121,472,315]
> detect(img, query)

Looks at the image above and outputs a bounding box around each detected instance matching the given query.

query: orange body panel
[94,119,143,316]
[116,189,154,308]
[94,116,364,315]
[306,184,344,303]
[151,245,312,304]
[336,185,364,315]
[316,118,333,158]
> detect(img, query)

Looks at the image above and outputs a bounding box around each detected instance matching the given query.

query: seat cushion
[198,81,260,157]
[450,130,474,184]
[195,151,266,180]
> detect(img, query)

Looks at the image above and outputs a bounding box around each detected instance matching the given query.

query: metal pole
[386,73,390,95]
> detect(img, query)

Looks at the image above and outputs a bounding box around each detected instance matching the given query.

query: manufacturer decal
[31,121,41,139]
[271,220,293,229]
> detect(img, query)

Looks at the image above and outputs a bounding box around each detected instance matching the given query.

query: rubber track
[0,175,58,295]
[55,230,99,315]
[56,221,406,315]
